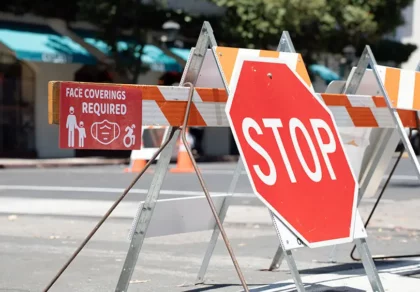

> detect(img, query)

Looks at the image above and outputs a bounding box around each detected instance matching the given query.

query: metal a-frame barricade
[317,56,420,263]
[224,45,420,291]
[114,21,250,292]
[117,23,386,291]
[194,30,316,284]
[257,33,420,271]
[44,21,419,292]
[119,22,316,291]
[44,21,250,292]
[118,25,399,292]
[346,59,420,261]
[194,28,371,277]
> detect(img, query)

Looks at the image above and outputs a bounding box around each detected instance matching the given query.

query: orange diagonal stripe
[413,72,420,111]
[195,88,228,102]
[215,47,239,86]
[347,108,379,127]
[383,67,401,108]
[157,101,206,126]
[398,110,418,128]
[320,94,351,106]
[372,96,387,107]
[141,86,165,101]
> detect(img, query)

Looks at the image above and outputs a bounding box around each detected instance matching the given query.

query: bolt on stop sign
[226,58,358,248]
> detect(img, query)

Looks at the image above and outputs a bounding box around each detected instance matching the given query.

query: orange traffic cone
[170,130,195,173]
[124,158,147,173]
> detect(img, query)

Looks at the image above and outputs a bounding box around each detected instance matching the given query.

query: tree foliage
[209,0,416,64]
[1,0,417,75]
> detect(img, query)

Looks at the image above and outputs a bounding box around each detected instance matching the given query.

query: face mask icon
[91,120,120,145]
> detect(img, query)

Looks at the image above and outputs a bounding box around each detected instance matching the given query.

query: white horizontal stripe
[347,95,377,107]
[0,185,255,198]
[397,69,416,110]
[0,195,226,220]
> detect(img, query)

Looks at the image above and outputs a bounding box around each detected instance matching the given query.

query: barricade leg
[115,126,180,292]
[346,50,420,261]
[365,46,420,180]
[117,21,250,292]
[41,128,177,292]
[283,249,306,292]
[268,245,285,271]
[181,82,248,290]
[196,159,243,283]
[355,238,385,292]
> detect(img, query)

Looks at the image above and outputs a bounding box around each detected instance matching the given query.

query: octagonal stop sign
[226,58,358,248]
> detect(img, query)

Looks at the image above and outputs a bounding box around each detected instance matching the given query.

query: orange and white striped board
[48,81,420,129]
[376,65,420,111]
[191,47,313,93]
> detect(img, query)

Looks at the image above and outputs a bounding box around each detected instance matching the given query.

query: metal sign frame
[188,27,384,291]
[256,43,420,292]
[195,30,299,284]
[43,21,420,292]
[347,60,420,261]
[266,34,420,270]
[114,21,250,292]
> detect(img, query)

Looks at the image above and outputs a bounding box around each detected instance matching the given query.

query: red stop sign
[226,59,358,247]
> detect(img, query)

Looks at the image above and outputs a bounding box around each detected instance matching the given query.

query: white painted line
[241,272,420,292]
[0,196,256,222]
[386,174,420,181]
[380,262,420,274]
[0,185,255,198]
[0,167,249,175]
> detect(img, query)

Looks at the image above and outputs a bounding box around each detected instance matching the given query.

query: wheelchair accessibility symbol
[123,124,136,148]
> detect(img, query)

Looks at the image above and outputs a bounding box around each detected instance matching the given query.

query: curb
[0,155,240,169]
[0,158,129,169]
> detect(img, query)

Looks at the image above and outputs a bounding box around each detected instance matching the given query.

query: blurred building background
[0,0,419,159]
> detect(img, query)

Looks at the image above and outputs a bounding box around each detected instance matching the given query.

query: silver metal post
[277,31,296,52]
[115,127,180,292]
[114,22,217,292]
[284,249,306,292]
[355,238,385,292]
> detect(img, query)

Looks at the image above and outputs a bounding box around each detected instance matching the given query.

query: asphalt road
[0,158,419,204]
[1,159,420,291]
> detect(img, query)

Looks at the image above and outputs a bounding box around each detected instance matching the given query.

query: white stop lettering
[242,117,337,184]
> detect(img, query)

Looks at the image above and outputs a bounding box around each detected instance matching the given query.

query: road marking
[0,196,256,220]
[240,272,420,291]
[0,167,248,175]
[0,185,255,198]
[386,174,420,181]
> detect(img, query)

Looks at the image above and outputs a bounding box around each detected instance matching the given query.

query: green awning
[72,28,191,72]
[0,21,96,64]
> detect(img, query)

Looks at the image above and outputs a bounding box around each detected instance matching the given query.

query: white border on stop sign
[224,55,360,249]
